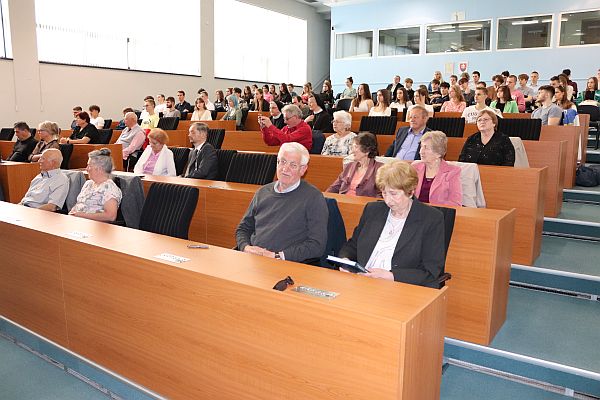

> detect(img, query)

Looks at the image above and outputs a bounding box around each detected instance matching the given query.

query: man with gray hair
[258,104,313,151]
[19,148,68,211]
[236,142,328,262]
[115,112,146,161]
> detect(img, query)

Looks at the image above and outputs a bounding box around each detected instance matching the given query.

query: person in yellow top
[140,99,159,129]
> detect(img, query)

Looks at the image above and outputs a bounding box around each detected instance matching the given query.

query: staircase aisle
[442,187,600,399]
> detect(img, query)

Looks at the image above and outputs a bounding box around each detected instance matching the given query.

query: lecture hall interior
[1,0,599,399]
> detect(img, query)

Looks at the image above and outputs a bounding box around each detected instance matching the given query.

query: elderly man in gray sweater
[236,142,328,262]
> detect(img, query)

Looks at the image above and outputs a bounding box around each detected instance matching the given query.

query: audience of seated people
[506,75,527,112]
[554,85,579,126]
[69,148,122,222]
[369,89,392,116]
[321,110,356,156]
[327,132,383,197]
[61,111,100,144]
[235,142,328,262]
[292,95,310,118]
[134,128,176,176]
[574,77,600,105]
[259,104,312,151]
[250,89,270,112]
[412,131,462,206]
[8,122,37,162]
[88,105,105,129]
[155,94,167,115]
[70,106,82,130]
[337,160,446,288]
[269,101,286,129]
[175,90,193,115]
[19,149,68,211]
[30,121,60,162]
[459,109,515,166]
[386,75,404,102]
[182,122,218,179]
[140,99,160,130]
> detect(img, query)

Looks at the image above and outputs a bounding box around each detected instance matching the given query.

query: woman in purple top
[133,129,176,176]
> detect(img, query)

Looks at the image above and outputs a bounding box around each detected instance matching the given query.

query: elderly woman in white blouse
[133,128,176,176]
[321,110,357,156]
[70,148,122,222]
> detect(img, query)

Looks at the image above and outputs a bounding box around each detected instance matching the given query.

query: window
[34,0,201,75]
[0,0,12,58]
[560,9,600,46]
[378,27,420,56]
[335,31,373,59]
[498,15,552,49]
[426,20,491,53]
[214,0,307,84]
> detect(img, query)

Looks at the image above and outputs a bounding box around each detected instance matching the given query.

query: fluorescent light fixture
[459,28,482,32]
[541,19,552,23]
[430,25,454,31]
[512,20,539,25]
[435,29,456,33]
[459,23,483,29]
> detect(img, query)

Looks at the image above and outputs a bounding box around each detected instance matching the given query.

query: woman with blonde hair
[30,121,60,162]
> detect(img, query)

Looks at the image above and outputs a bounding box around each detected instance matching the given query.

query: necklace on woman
[386,210,407,237]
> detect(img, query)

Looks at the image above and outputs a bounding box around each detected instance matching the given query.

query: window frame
[376,25,421,58]
[424,18,493,55]
[557,8,600,48]
[334,29,375,60]
[496,13,554,52]
[0,0,12,59]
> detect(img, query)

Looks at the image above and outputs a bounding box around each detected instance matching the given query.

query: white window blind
[34,0,201,75]
[214,0,307,84]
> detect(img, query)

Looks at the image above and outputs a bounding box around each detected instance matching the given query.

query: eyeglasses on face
[277,159,301,171]
[273,276,294,291]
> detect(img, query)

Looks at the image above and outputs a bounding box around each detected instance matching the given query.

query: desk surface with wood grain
[142,175,515,346]
[0,201,447,400]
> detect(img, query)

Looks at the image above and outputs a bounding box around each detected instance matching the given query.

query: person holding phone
[337,160,445,288]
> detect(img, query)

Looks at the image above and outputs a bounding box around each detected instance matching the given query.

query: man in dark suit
[337,161,445,288]
[385,105,430,160]
[386,75,404,102]
[184,122,218,179]
[8,122,38,162]
[175,90,193,115]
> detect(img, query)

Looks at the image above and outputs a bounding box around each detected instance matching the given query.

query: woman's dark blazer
[338,199,445,288]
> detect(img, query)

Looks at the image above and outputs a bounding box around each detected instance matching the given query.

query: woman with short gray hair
[321,110,357,156]
[70,148,122,222]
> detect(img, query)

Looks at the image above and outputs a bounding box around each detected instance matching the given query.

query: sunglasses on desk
[273,276,294,291]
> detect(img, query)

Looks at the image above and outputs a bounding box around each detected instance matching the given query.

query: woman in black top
[458,109,515,166]
[305,95,333,133]
[249,89,270,111]
[278,83,292,104]
[319,79,335,107]
[61,111,100,144]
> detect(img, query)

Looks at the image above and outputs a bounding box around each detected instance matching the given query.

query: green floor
[441,365,572,400]
[0,336,110,400]
[558,202,600,223]
[490,287,600,374]
[535,235,600,277]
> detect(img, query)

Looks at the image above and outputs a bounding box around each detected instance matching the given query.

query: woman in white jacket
[133,128,176,176]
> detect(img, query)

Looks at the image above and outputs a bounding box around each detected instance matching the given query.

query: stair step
[444,287,600,397]
[564,189,600,204]
[544,218,600,240]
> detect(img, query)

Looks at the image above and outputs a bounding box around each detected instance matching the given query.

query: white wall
[2,0,330,128]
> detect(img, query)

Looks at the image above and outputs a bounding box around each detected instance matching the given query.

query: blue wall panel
[330,0,600,92]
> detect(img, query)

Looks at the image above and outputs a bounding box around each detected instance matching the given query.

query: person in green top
[574,77,600,105]
[490,86,518,114]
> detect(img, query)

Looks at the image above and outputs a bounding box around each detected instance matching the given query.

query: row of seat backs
[358,116,542,140]
[135,117,180,131]
[169,147,276,185]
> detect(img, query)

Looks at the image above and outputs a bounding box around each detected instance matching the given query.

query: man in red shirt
[258,104,313,151]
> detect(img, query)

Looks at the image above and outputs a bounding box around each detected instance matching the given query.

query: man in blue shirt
[385,105,431,160]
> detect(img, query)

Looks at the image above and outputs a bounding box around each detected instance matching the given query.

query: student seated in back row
[60,111,100,144]
[20,149,68,211]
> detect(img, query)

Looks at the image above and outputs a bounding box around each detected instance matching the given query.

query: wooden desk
[69,144,123,171]
[141,176,515,345]
[0,202,447,400]
[222,131,279,153]
[540,125,579,188]
[0,162,40,203]
[243,111,270,131]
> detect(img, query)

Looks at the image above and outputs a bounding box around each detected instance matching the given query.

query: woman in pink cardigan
[326,132,383,197]
[413,130,462,206]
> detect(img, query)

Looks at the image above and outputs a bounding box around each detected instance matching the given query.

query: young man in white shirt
[461,87,502,123]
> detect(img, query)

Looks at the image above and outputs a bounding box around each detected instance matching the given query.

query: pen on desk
[187,244,209,249]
